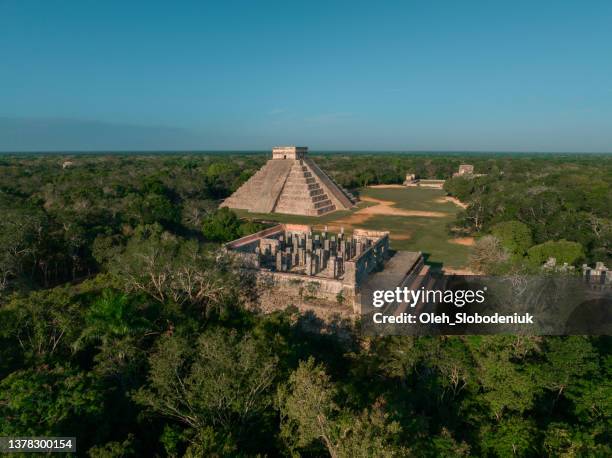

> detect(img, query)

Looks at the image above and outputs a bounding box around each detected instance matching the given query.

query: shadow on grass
[422,252,444,272]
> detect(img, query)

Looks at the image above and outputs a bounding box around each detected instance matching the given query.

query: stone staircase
[303,158,357,207]
[274,161,336,215]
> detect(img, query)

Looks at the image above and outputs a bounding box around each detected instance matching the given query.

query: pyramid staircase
[274,161,336,216]
[304,158,358,206]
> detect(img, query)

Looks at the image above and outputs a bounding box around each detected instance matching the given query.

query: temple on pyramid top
[221,145,357,216]
[272,146,308,160]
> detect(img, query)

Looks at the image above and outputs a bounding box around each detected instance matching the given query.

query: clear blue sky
[1,0,611,152]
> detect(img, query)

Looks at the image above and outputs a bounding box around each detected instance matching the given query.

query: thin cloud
[304,112,354,123]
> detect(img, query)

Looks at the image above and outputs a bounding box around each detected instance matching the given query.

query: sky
[1,0,611,152]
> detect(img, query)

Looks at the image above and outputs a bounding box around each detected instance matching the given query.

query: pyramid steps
[303,159,357,208]
[274,161,336,216]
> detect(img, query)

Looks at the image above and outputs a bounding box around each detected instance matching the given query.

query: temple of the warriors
[221,146,356,216]
[224,223,429,314]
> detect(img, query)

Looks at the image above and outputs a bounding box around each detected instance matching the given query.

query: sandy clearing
[331,212,372,226]
[390,233,411,240]
[358,196,447,217]
[323,195,448,229]
[437,196,468,209]
[449,237,475,246]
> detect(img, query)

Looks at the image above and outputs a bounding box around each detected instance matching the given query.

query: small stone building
[454,164,474,177]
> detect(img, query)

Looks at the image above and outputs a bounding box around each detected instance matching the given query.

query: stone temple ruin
[403,173,446,189]
[224,223,429,314]
[452,164,486,178]
[221,146,356,216]
[453,164,474,176]
[583,262,612,288]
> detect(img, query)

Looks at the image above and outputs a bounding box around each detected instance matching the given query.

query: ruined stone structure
[452,164,487,179]
[543,257,575,272]
[583,262,612,288]
[403,172,446,189]
[221,146,356,216]
[454,164,474,176]
[403,173,418,185]
[224,223,428,313]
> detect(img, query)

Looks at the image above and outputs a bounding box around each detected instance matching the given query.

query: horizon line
[1,149,612,155]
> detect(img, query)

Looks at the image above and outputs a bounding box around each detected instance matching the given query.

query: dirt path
[448,237,475,246]
[442,267,479,275]
[437,196,468,209]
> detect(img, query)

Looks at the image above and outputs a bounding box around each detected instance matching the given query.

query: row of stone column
[255,230,375,278]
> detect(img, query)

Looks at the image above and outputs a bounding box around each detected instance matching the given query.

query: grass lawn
[236,187,470,269]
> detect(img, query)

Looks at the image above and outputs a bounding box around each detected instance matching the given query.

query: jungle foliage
[0,152,610,456]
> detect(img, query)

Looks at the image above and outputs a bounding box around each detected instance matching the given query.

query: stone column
[254,247,261,268]
[292,252,299,267]
[316,248,323,272]
[276,251,282,271]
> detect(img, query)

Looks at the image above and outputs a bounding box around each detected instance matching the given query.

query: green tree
[0,365,104,436]
[109,224,240,312]
[202,207,243,242]
[279,357,405,457]
[0,287,83,363]
[527,240,585,266]
[134,329,278,450]
[491,220,533,259]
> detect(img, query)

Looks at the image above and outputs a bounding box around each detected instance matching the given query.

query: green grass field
[236,187,471,269]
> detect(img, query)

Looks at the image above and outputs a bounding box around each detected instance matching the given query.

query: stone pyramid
[221,146,356,216]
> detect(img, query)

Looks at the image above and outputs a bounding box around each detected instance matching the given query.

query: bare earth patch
[449,237,475,246]
[326,196,447,229]
[442,267,479,275]
[390,233,411,240]
[358,196,447,217]
[437,196,468,209]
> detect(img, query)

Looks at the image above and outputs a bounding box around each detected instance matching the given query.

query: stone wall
[272,146,308,160]
[583,262,612,288]
[344,229,390,287]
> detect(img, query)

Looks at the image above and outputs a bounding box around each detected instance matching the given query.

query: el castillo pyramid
[221,146,357,216]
